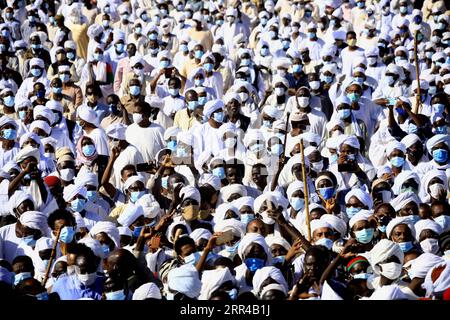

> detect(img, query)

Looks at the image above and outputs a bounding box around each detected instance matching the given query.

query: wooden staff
[283,112,290,158]
[413,30,421,114]
[42,227,61,287]
[299,139,311,241]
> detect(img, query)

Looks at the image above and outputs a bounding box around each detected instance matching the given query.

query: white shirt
[125,122,166,163]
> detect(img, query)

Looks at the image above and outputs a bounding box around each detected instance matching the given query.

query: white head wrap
[199,267,236,300]
[19,211,47,232]
[132,282,162,300]
[344,189,373,209]
[369,239,404,275]
[167,264,202,298]
[117,204,145,228]
[252,266,288,296]
[386,216,416,240]
[89,221,120,247]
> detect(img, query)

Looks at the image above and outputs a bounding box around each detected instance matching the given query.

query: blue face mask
[132,226,143,238]
[304,11,312,18]
[188,100,198,111]
[184,251,201,265]
[390,156,405,168]
[130,190,145,203]
[260,47,269,56]
[67,52,75,60]
[2,128,16,140]
[22,235,37,247]
[434,215,450,231]
[290,197,305,211]
[213,111,224,123]
[14,272,32,286]
[106,289,126,300]
[433,149,448,163]
[101,244,110,256]
[378,225,387,233]
[315,237,333,250]
[244,258,265,272]
[35,292,49,300]
[60,74,70,83]
[194,50,204,59]
[225,241,240,253]
[212,167,226,179]
[168,88,179,97]
[346,207,361,219]
[160,60,170,69]
[198,96,207,105]
[395,107,407,118]
[308,32,316,39]
[59,226,75,243]
[161,176,169,189]
[115,43,125,53]
[71,198,86,212]
[272,255,286,266]
[338,108,351,119]
[82,144,96,157]
[167,140,177,151]
[319,186,334,200]
[432,103,445,114]
[194,79,204,87]
[408,123,418,134]
[52,87,62,94]
[353,273,370,280]
[347,92,360,103]
[129,85,141,96]
[292,64,302,73]
[398,241,413,252]
[329,153,338,164]
[354,228,374,244]
[271,144,283,156]
[19,110,27,120]
[86,190,97,202]
[204,63,214,72]
[3,96,14,107]
[30,68,42,77]
[435,125,448,134]
[149,33,158,40]
[323,75,334,84]
[241,214,255,225]
[179,44,188,52]
[227,288,238,300]
[269,31,276,39]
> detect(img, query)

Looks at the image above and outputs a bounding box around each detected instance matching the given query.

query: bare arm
[100,146,120,199]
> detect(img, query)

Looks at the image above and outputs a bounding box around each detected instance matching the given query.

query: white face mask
[309,81,320,90]
[132,113,143,124]
[311,160,323,172]
[297,96,310,107]
[274,87,285,96]
[59,168,75,181]
[379,262,402,280]
[77,272,97,286]
[420,238,440,254]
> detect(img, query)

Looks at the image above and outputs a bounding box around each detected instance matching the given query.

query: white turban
[345,189,373,209]
[19,211,48,232]
[163,126,181,141]
[368,285,409,300]
[252,266,288,296]
[198,173,221,191]
[167,264,202,298]
[262,105,282,119]
[77,105,99,127]
[265,235,291,251]
[310,219,333,235]
[180,186,201,204]
[321,214,347,238]
[89,221,120,247]
[213,204,239,224]
[349,210,373,229]
[286,180,304,203]
[392,170,420,195]
[30,58,44,69]
[123,175,145,191]
[423,261,450,297]
[409,253,445,280]
[426,134,449,154]
[401,134,421,149]
[74,171,98,188]
[232,196,254,211]
[285,154,310,176]
[35,237,54,252]
[219,184,247,203]
[243,129,265,148]
[132,282,162,300]
[199,267,236,300]
[166,221,192,244]
[176,131,193,146]
[369,239,404,275]
[190,228,212,243]
[63,184,87,202]
[271,75,289,89]
[33,105,55,124]
[87,24,103,38]
[29,120,51,136]
[78,236,106,259]
[214,219,245,239]
[237,233,270,262]
[223,92,241,105]
[15,146,40,163]
[386,216,416,240]
[203,99,224,119]
[414,219,442,242]
[117,204,144,228]
[9,190,34,215]
[118,226,132,236]
[390,191,421,212]
[106,123,127,140]
[136,194,161,219]
[385,140,406,157]
[338,134,360,150]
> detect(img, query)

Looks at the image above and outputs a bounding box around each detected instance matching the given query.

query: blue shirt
[52,274,105,300]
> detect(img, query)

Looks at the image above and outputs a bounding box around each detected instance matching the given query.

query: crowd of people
[0,0,449,301]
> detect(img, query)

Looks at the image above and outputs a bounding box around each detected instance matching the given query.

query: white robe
[125,123,166,163]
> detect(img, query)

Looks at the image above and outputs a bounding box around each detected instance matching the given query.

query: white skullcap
[401,134,421,149]
[46,100,63,113]
[15,146,40,163]
[74,171,98,188]
[220,184,247,203]
[414,219,443,242]
[78,237,106,259]
[271,75,289,88]
[232,196,254,211]
[214,218,245,239]
[189,228,212,243]
[89,221,120,247]
[385,140,406,156]
[29,120,51,136]
[106,123,127,140]
[203,99,224,119]
[338,134,360,150]
[180,186,201,204]
[77,106,99,127]
[117,204,145,228]
[265,235,291,251]
[198,173,221,191]
[369,239,404,275]
[35,237,54,252]
[321,214,347,238]
[29,58,44,69]
[123,175,145,191]
[87,24,103,38]
[176,131,193,146]
[118,226,132,237]
[168,264,202,298]
[34,104,55,123]
[132,282,162,300]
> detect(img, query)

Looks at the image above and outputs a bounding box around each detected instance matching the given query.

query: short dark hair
[347,31,356,38]
[47,209,76,230]
[174,236,195,256]
[12,255,34,270]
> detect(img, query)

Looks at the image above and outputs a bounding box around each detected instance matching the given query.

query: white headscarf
[199,267,236,300]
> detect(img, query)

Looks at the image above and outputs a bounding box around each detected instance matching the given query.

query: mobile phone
[136,162,152,172]
[215,230,234,246]
[338,155,357,173]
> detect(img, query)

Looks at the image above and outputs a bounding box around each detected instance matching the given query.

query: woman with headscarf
[75,135,107,182]
[199,267,237,300]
